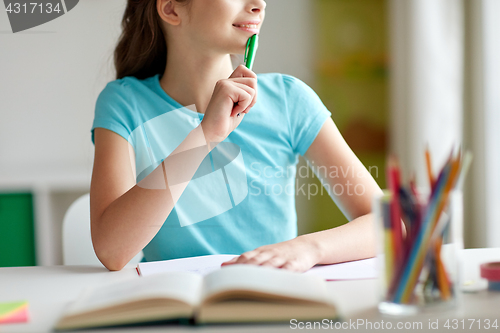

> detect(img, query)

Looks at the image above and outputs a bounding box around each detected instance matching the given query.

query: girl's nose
[248,0,266,13]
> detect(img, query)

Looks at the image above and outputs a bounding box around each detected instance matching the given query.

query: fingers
[228,66,258,114]
[261,256,287,268]
[230,250,260,264]
[229,64,257,79]
[213,80,251,117]
[221,257,238,266]
[231,82,257,114]
[229,77,257,91]
[229,78,258,113]
[221,248,284,268]
[220,250,311,272]
[221,252,297,271]
[280,259,304,272]
[230,86,252,117]
[213,78,256,117]
[221,250,263,266]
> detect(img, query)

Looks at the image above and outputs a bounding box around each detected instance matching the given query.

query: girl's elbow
[91,222,127,271]
[92,239,129,271]
[103,261,126,272]
[95,249,128,271]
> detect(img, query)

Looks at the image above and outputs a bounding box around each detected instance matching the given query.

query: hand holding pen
[200,35,259,146]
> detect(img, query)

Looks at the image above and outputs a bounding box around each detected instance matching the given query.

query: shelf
[0,167,91,266]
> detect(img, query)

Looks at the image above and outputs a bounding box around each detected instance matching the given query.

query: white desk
[1,249,499,333]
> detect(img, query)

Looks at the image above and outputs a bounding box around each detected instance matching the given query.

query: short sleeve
[282,74,332,156]
[91,80,136,144]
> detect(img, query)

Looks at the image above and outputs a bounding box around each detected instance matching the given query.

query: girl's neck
[159,48,234,114]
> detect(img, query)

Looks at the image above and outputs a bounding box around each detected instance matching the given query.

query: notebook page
[304,257,378,280]
[138,255,377,281]
[137,254,238,276]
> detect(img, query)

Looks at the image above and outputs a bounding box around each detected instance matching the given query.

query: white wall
[256,0,316,84]
[0,1,125,177]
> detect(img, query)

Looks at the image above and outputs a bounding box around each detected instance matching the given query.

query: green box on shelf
[0,193,36,267]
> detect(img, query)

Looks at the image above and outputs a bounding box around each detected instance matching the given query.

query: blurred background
[0,0,499,267]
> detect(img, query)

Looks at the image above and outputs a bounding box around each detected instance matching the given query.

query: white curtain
[389,0,500,248]
[388,0,463,184]
[464,0,500,248]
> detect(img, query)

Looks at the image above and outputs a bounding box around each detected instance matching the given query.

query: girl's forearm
[91,125,215,271]
[300,213,378,265]
[92,185,172,271]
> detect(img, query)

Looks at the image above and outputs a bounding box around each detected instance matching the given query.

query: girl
[90,0,382,271]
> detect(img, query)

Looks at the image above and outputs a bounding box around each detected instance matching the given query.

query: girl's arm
[91,125,212,271]
[91,65,257,271]
[222,117,383,272]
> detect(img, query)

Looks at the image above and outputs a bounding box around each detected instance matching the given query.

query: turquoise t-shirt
[92,73,331,261]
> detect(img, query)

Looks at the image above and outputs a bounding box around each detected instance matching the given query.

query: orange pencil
[434,238,451,300]
[425,147,435,189]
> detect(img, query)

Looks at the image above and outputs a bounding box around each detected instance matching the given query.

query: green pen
[235,34,259,118]
[244,34,259,70]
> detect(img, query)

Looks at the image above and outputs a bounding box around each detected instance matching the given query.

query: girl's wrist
[297,233,325,265]
[199,123,219,152]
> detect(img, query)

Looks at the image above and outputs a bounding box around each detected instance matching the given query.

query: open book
[55,265,337,330]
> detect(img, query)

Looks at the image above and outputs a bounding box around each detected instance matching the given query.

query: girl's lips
[233,25,260,34]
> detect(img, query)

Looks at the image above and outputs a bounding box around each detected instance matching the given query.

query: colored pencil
[381,149,468,305]
[425,147,435,189]
[387,156,404,269]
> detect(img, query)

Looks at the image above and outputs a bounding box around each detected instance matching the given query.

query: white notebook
[137,254,377,281]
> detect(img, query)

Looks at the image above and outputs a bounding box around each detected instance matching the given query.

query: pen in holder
[374,151,468,315]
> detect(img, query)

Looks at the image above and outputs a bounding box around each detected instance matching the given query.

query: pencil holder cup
[373,189,463,316]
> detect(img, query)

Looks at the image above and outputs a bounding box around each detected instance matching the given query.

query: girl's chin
[226,45,247,56]
[215,37,248,56]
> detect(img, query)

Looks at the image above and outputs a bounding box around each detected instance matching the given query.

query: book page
[64,272,204,316]
[137,254,238,276]
[201,265,332,305]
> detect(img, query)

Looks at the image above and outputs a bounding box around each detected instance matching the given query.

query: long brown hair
[114,0,189,80]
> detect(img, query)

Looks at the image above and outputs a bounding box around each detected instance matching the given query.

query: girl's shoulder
[96,76,136,104]
[256,72,306,88]
[96,75,162,112]
[256,73,320,104]
[99,75,158,96]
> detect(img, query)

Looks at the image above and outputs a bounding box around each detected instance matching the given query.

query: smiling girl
[90,0,382,271]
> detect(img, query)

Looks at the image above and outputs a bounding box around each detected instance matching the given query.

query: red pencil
[387,156,404,269]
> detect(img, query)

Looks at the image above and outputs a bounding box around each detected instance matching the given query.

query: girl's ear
[158,0,182,26]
